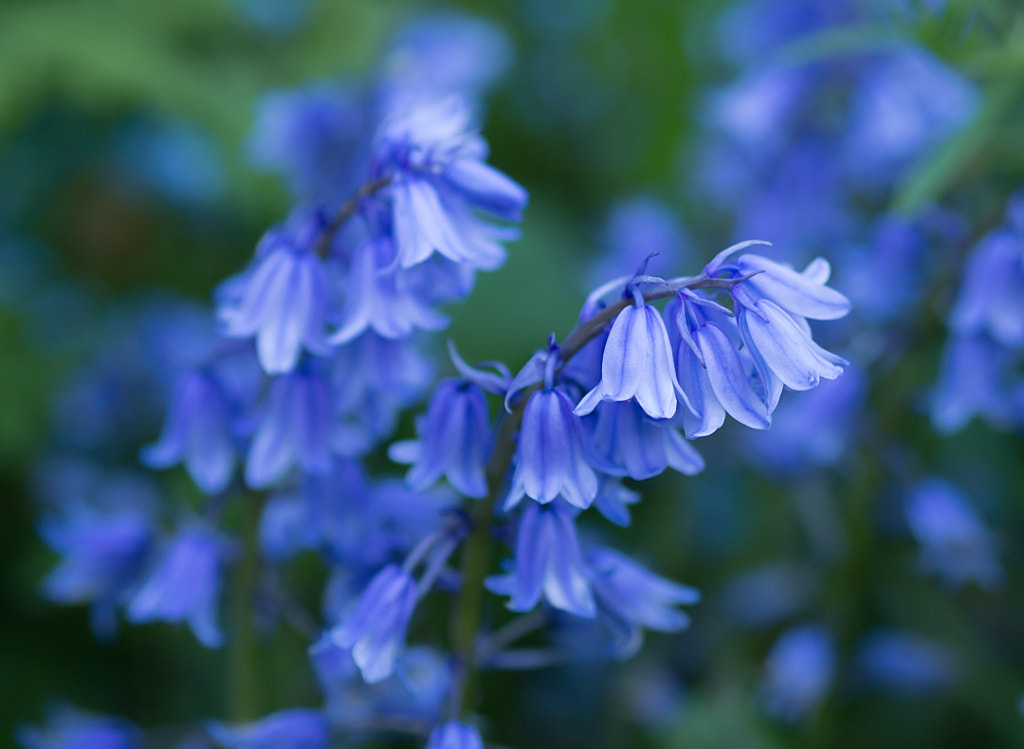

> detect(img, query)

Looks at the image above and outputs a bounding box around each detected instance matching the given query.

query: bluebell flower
[590,399,703,480]
[708,65,809,160]
[330,564,418,683]
[246,369,332,489]
[331,332,435,452]
[950,223,1024,347]
[741,364,863,475]
[330,235,449,344]
[389,379,491,498]
[371,97,527,270]
[842,48,978,187]
[905,479,1002,590]
[575,296,689,420]
[930,334,1012,433]
[17,706,141,749]
[39,500,154,637]
[585,547,699,658]
[719,562,817,629]
[382,12,512,110]
[247,83,366,204]
[425,721,483,749]
[853,630,958,694]
[760,624,836,723]
[208,709,329,749]
[126,526,232,648]
[220,212,332,375]
[141,370,238,494]
[506,386,601,509]
[486,499,595,617]
[592,477,640,527]
[668,290,770,434]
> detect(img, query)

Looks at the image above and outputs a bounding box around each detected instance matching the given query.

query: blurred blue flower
[587,196,690,289]
[220,212,332,375]
[330,564,418,683]
[950,220,1024,347]
[719,562,818,629]
[127,526,233,648]
[760,624,836,723]
[487,500,595,617]
[586,547,699,658]
[425,721,483,749]
[853,630,958,693]
[17,706,141,749]
[931,334,1014,433]
[389,379,492,499]
[245,369,332,489]
[589,399,704,480]
[208,709,329,749]
[905,479,1002,590]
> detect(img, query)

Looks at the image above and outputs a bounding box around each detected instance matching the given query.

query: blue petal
[738,254,851,320]
[696,323,771,429]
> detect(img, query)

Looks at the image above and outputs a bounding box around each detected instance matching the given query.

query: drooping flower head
[208,709,330,749]
[425,721,484,749]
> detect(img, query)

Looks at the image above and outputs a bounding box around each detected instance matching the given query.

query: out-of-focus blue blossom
[208,709,329,749]
[127,526,233,648]
[382,12,512,110]
[141,370,239,494]
[742,364,863,475]
[17,706,141,749]
[853,630,959,693]
[589,399,704,480]
[760,624,836,723]
[719,562,818,629]
[114,118,225,207]
[487,499,595,617]
[425,721,483,749]
[220,211,332,375]
[575,297,687,420]
[39,497,154,637]
[329,236,449,344]
[931,334,1015,433]
[839,218,930,323]
[708,66,810,160]
[248,84,366,204]
[331,333,435,454]
[949,216,1024,346]
[715,0,849,66]
[245,368,332,489]
[586,547,699,658]
[330,564,418,683]
[905,479,1002,590]
[234,0,310,34]
[507,386,601,509]
[587,196,689,289]
[310,639,450,726]
[842,48,978,188]
[592,477,640,528]
[389,379,491,498]
[371,97,527,271]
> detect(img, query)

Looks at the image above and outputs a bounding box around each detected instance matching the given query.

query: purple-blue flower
[590,399,704,481]
[575,296,689,420]
[506,386,601,509]
[486,499,595,617]
[208,709,329,749]
[425,721,483,749]
[220,212,332,375]
[372,97,527,271]
[930,334,1013,433]
[141,370,238,494]
[853,630,958,694]
[126,526,232,648]
[246,369,332,488]
[389,379,491,498]
[760,624,836,723]
[330,564,418,683]
[17,706,141,749]
[905,479,1002,590]
[586,547,699,657]
[950,222,1024,346]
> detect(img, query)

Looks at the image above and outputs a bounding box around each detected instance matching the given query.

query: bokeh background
[4,0,1024,747]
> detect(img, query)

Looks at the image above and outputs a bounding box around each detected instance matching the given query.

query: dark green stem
[227,495,262,721]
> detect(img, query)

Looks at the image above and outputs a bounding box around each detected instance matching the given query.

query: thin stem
[476,609,550,667]
[227,495,262,720]
[315,176,393,258]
